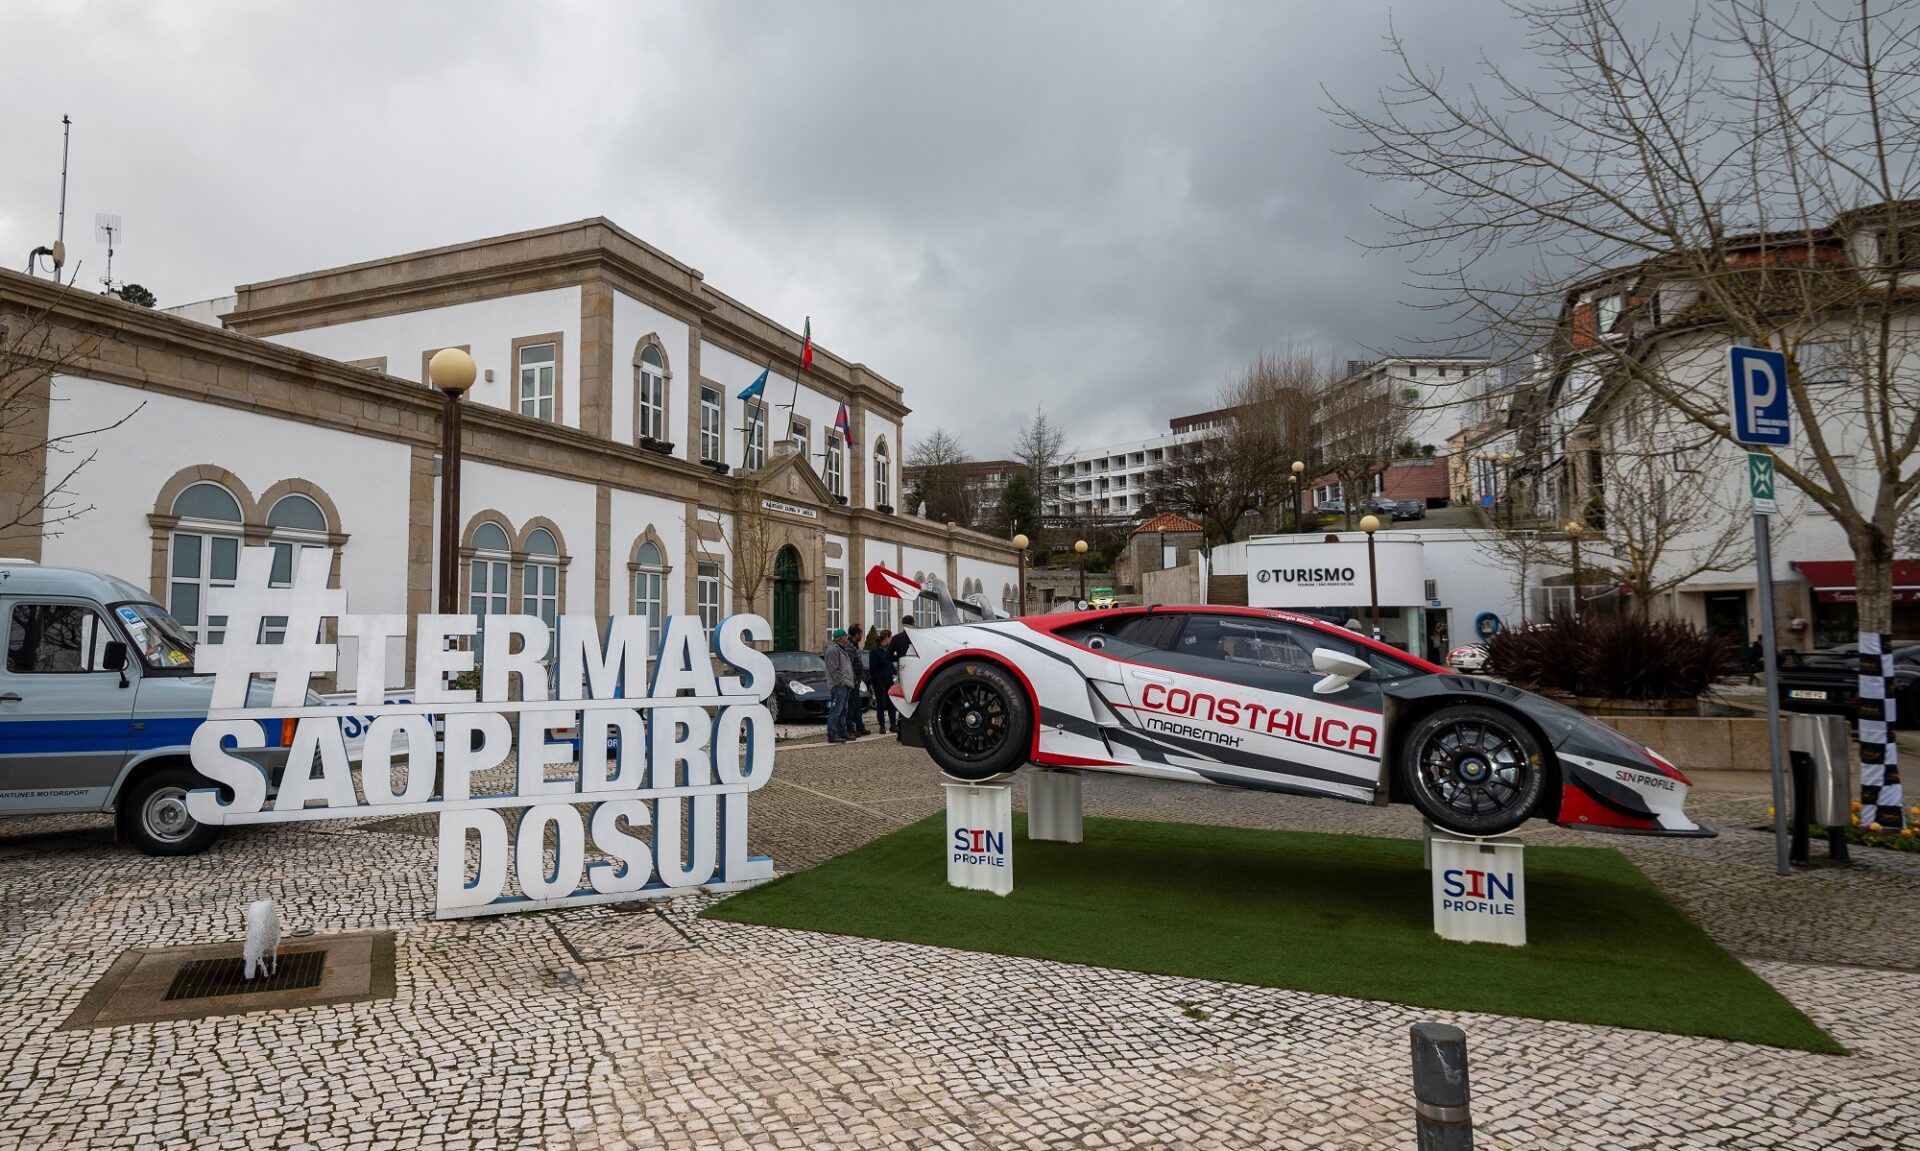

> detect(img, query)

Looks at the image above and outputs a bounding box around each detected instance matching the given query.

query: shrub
[1485,611,1731,701]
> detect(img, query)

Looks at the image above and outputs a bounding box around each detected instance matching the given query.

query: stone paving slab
[0,736,1914,1149]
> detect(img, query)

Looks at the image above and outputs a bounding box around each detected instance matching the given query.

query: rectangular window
[745,403,767,470]
[6,604,114,673]
[789,417,810,460]
[875,454,891,508]
[872,593,893,634]
[826,434,845,498]
[638,368,665,443]
[262,540,327,645]
[633,569,664,654]
[825,574,843,633]
[524,562,559,641]
[697,562,722,629]
[519,342,557,421]
[169,531,240,645]
[700,386,723,462]
[469,558,511,619]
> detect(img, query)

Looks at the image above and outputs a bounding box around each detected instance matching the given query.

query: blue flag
[738,367,769,401]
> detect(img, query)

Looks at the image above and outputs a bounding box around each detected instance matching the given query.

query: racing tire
[1399,705,1549,837]
[118,766,224,857]
[916,661,1033,781]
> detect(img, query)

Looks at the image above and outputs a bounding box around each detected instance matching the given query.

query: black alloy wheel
[1399,704,1549,836]
[918,662,1033,781]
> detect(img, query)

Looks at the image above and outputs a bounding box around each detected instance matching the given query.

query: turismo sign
[186,547,778,918]
[1246,538,1425,609]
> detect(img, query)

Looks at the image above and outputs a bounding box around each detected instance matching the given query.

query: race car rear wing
[867,563,1006,626]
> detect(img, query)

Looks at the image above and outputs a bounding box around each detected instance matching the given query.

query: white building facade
[1,219,1018,689]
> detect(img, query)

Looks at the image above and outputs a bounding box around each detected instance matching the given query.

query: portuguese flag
[801,316,813,372]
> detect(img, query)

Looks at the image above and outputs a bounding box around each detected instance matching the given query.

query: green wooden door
[772,546,802,650]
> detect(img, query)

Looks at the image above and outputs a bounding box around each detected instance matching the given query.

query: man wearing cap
[824,627,858,743]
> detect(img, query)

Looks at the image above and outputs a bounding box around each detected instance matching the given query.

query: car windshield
[110,601,196,671]
[770,651,825,674]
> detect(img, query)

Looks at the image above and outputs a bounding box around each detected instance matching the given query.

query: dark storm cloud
[0,0,1532,454]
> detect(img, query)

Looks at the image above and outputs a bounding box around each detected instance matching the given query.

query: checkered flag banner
[1857,632,1903,831]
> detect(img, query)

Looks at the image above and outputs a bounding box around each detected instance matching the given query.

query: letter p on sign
[1728,346,1791,447]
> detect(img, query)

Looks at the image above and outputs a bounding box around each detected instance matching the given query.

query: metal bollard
[1409,1022,1473,1150]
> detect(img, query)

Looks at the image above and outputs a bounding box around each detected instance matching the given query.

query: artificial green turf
[703,814,1842,1054]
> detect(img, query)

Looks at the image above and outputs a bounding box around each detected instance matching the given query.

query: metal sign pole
[1755,512,1789,877]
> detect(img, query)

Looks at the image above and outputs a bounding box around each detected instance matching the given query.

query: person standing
[868,629,898,735]
[847,622,872,737]
[889,615,914,741]
[824,627,856,743]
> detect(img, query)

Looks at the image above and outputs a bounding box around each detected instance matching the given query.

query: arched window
[636,344,667,444]
[873,440,892,509]
[633,540,665,653]
[264,494,330,645]
[826,431,845,499]
[524,528,560,639]
[470,521,512,623]
[169,482,243,644]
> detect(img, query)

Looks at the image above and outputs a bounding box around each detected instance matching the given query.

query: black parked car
[1776,642,1920,728]
[769,650,870,722]
[1392,499,1426,521]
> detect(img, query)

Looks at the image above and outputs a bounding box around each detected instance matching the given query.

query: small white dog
[243,899,282,980]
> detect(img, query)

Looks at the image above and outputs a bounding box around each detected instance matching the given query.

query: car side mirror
[103,641,127,673]
[1310,648,1370,694]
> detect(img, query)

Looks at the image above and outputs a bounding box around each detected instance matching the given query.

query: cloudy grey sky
[0,1,1530,457]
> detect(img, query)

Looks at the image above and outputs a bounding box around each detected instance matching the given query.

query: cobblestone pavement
[0,736,1916,1150]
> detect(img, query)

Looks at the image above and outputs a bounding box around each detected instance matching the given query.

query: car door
[1114,613,1386,801]
[0,597,135,814]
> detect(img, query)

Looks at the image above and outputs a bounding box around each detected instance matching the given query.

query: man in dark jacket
[847,623,871,736]
[888,615,914,740]
[868,629,898,734]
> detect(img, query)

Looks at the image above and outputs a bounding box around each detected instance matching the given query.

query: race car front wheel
[1399,705,1548,836]
[918,661,1033,781]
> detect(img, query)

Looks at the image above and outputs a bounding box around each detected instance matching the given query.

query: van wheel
[118,767,224,856]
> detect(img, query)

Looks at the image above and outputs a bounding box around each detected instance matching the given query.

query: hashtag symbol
[201,547,346,708]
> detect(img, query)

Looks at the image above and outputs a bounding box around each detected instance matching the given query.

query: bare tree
[1315,365,1412,530]
[1330,0,1920,825]
[905,427,976,526]
[1148,349,1321,544]
[710,475,778,617]
[1012,406,1066,544]
[0,288,142,553]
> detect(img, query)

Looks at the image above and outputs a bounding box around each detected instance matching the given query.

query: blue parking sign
[1727,346,1791,446]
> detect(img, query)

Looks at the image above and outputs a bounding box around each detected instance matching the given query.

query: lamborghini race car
[872,571,1709,839]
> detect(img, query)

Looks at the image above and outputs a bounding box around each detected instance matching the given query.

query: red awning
[1793,559,1920,604]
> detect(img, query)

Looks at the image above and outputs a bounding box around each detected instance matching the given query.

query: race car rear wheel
[1399,705,1548,836]
[918,661,1032,781]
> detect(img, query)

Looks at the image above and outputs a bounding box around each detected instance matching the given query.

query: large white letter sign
[192,545,781,919]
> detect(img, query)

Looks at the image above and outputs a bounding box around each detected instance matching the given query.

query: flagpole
[781,316,807,443]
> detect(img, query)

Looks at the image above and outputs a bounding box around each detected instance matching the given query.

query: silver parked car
[0,563,297,854]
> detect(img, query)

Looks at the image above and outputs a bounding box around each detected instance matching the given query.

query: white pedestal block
[1028,769,1084,843]
[1427,826,1527,947]
[945,779,1014,895]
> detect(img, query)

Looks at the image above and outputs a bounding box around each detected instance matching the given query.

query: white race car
[1446,644,1491,673]
[870,567,1709,839]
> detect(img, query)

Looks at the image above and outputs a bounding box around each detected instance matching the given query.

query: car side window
[1056,614,1180,659]
[6,603,117,674]
[1171,616,1318,674]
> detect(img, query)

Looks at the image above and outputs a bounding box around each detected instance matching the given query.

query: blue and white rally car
[871,567,1709,839]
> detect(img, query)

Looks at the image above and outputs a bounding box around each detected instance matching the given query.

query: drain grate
[165,950,326,1000]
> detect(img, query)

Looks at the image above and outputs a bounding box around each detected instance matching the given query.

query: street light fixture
[428,347,477,615]
[1291,460,1305,532]
[1074,538,1089,603]
[1360,513,1382,641]
[1011,532,1030,616]
[1564,520,1585,617]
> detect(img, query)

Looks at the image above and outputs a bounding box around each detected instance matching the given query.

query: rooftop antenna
[95,213,123,293]
[25,116,70,279]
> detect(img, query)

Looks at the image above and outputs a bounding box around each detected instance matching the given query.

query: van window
[6,604,116,673]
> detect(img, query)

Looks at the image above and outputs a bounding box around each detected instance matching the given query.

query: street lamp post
[1564,520,1585,617]
[1074,538,1089,603]
[428,348,478,614]
[1360,514,1382,641]
[1291,460,1305,532]
[1012,532,1030,616]
[1500,451,1515,529]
